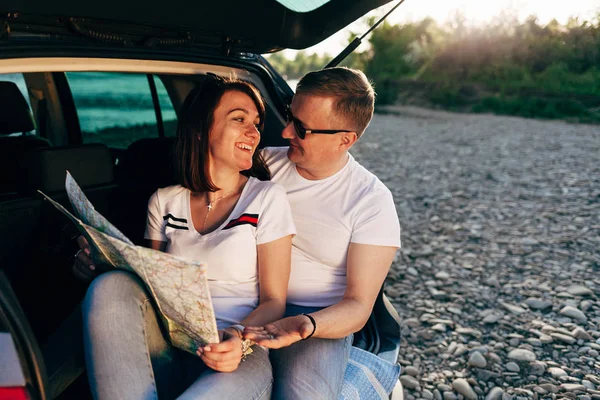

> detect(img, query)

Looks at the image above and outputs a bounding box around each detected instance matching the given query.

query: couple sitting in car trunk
[74,67,401,399]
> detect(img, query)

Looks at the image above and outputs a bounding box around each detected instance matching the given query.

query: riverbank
[354,107,600,400]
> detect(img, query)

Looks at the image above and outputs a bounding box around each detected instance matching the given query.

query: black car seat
[113,137,177,244]
[0,81,51,197]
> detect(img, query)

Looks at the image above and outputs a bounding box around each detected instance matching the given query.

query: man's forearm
[305,297,372,339]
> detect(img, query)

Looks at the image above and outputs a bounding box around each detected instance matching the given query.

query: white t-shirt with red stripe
[261,147,401,308]
[144,177,296,329]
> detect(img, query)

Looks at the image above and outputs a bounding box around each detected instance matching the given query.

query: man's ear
[339,132,358,150]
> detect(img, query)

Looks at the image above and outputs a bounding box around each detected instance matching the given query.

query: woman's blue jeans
[82,270,272,400]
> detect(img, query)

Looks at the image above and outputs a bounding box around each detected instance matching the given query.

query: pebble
[443,392,457,400]
[559,306,588,323]
[500,302,527,315]
[529,361,546,375]
[539,383,559,393]
[525,297,553,310]
[468,351,487,368]
[551,332,577,345]
[507,349,536,362]
[454,345,468,357]
[486,387,504,400]
[422,389,434,400]
[587,376,600,386]
[405,366,420,377]
[438,384,452,392]
[483,314,502,324]
[572,327,594,341]
[540,334,554,344]
[533,386,547,395]
[548,367,568,378]
[560,383,587,391]
[456,327,481,337]
[452,379,477,400]
[505,362,520,372]
[435,271,450,280]
[567,285,594,296]
[400,375,420,390]
[475,369,501,381]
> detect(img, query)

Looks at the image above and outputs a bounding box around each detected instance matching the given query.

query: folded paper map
[39,172,219,354]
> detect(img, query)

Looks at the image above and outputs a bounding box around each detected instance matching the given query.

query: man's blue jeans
[82,270,273,400]
[269,304,352,400]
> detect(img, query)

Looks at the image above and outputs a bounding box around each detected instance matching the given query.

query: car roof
[2,0,394,53]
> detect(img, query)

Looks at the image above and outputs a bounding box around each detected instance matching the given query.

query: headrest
[20,144,114,194]
[0,82,35,135]
[117,137,176,188]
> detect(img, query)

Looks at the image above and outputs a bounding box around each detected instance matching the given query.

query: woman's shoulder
[150,184,187,204]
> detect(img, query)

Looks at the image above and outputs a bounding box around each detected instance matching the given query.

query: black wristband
[302,313,317,340]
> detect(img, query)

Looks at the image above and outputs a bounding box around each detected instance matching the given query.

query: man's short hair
[296,67,375,138]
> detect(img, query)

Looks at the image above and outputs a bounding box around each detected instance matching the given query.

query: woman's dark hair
[174,75,270,192]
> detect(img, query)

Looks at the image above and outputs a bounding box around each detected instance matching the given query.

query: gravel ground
[351,106,600,400]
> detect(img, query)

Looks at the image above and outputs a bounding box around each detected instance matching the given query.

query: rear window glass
[275,0,330,12]
[67,72,176,149]
[155,77,178,137]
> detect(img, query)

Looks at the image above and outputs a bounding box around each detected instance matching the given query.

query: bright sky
[280,0,600,58]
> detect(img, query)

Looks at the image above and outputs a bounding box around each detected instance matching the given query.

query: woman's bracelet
[225,325,254,361]
[302,313,317,340]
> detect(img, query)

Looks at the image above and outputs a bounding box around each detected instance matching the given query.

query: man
[245,67,401,399]
[74,67,401,399]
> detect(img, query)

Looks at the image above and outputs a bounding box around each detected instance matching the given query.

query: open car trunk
[2,0,393,53]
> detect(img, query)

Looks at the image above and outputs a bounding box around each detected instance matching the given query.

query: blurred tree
[265,12,600,120]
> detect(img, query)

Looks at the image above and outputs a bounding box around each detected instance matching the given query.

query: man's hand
[197,329,244,372]
[243,315,315,349]
[72,236,110,281]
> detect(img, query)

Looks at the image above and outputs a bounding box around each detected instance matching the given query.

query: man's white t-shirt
[144,177,296,329]
[261,147,401,307]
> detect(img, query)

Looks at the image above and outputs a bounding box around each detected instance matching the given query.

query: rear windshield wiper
[325,0,407,69]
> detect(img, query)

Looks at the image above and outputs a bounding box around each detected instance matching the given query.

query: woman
[81,76,295,399]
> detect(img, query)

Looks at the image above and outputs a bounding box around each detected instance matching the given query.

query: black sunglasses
[285,107,351,140]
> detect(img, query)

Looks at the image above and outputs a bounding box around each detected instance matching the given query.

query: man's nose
[281,121,296,140]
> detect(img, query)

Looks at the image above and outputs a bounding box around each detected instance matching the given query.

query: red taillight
[0,387,30,400]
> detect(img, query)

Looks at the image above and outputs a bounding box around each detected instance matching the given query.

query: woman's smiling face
[208,90,261,173]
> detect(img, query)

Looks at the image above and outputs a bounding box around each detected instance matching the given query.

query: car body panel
[2,0,393,53]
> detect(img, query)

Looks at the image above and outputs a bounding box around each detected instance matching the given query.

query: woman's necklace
[201,177,241,232]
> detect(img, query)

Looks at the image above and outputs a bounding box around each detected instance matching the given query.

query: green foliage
[471,96,599,122]
[264,51,332,80]
[365,18,439,104]
[359,13,600,120]
[264,13,600,122]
